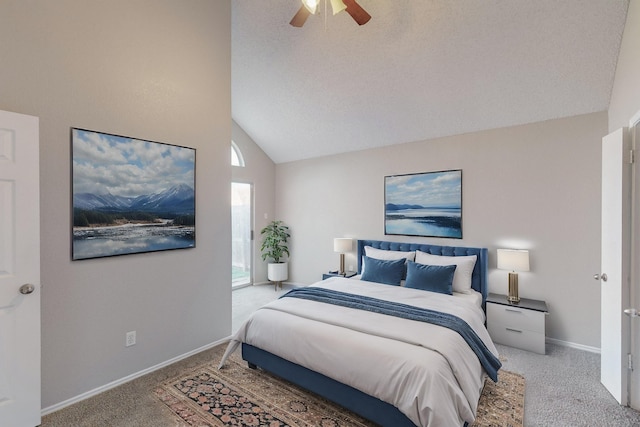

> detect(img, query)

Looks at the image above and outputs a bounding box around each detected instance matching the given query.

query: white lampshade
[497,249,530,272]
[333,238,352,253]
[330,0,347,15]
[303,0,319,14]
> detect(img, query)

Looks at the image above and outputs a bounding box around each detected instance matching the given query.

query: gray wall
[232,120,276,283]
[276,112,606,349]
[0,0,231,409]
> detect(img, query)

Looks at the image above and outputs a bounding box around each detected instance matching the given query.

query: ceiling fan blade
[290,5,311,27]
[342,0,371,25]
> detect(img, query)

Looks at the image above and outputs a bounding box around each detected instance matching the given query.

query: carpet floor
[154,345,525,427]
[42,284,640,426]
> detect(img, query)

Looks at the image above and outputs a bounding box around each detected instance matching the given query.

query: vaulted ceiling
[232,0,629,164]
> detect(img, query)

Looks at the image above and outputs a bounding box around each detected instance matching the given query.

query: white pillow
[365,246,416,261]
[361,246,416,274]
[414,250,477,294]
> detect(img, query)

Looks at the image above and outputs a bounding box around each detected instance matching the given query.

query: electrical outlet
[126,331,136,347]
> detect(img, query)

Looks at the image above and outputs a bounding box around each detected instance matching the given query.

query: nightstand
[486,292,548,354]
[322,271,357,280]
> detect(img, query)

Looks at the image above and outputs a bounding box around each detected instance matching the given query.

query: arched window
[231,141,245,167]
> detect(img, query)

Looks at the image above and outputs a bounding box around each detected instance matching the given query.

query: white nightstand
[486,293,548,354]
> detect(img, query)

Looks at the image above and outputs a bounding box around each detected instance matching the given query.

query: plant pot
[268,262,288,282]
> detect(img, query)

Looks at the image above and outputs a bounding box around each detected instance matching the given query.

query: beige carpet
[155,349,525,427]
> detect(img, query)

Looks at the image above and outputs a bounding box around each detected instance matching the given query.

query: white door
[630,116,640,411]
[599,127,632,405]
[0,110,40,426]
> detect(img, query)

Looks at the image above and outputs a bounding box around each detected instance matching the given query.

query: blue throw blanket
[282,287,501,382]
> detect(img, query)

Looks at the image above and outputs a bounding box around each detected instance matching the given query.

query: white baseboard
[546,337,600,354]
[41,337,231,416]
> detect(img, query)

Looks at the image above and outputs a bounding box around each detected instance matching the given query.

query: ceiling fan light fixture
[330,0,347,15]
[290,0,369,27]
[302,0,320,14]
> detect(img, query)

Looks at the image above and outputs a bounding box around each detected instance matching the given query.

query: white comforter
[220,277,500,427]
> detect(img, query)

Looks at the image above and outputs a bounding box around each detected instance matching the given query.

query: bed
[219,239,499,426]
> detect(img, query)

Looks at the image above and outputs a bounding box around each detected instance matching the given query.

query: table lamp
[333,238,352,275]
[497,249,530,303]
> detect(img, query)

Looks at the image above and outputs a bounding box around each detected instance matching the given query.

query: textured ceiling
[232,0,629,164]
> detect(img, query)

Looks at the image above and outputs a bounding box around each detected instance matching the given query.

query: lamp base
[338,253,345,276]
[508,272,520,303]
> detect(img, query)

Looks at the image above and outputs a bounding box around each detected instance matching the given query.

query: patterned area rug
[154,350,525,427]
[472,369,525,427]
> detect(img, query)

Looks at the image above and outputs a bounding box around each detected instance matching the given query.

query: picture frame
[71,128,196,260]
[384,169,462,239]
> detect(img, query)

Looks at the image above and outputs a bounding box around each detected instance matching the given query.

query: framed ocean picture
[384,170,462,239]
[71,128,196,260]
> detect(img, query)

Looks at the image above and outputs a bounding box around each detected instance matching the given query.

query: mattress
[220,277,500,426]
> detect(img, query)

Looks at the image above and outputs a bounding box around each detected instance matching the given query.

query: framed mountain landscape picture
[384,170,462,239]
[71,128,196,260]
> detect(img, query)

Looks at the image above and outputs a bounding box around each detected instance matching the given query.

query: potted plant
[260,220,290,289]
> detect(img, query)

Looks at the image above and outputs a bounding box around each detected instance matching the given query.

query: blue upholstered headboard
[357,239,489,306]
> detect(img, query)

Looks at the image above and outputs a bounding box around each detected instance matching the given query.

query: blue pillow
[405,261,456,295]
[360,256,406,286]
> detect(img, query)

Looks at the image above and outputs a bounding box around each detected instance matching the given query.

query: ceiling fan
[290,0,371,27]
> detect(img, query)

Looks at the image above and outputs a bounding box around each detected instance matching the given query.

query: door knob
[624,308,639,318]
[19,284,35,295]
[593,273,608,282]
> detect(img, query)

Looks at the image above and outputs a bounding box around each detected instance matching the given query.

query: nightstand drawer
[488,323,545,354]
[487,303,545,334]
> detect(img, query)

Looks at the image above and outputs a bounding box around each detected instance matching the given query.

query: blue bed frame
[242,240,489,427]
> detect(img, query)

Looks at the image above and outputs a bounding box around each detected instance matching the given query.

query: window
[231,182,252,287]
[231,142,251,287]
[231,141,245,167]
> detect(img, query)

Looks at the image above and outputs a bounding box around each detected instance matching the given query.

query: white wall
[0,0,231,409]
[232,120,276,283]
[277,112,606,349]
